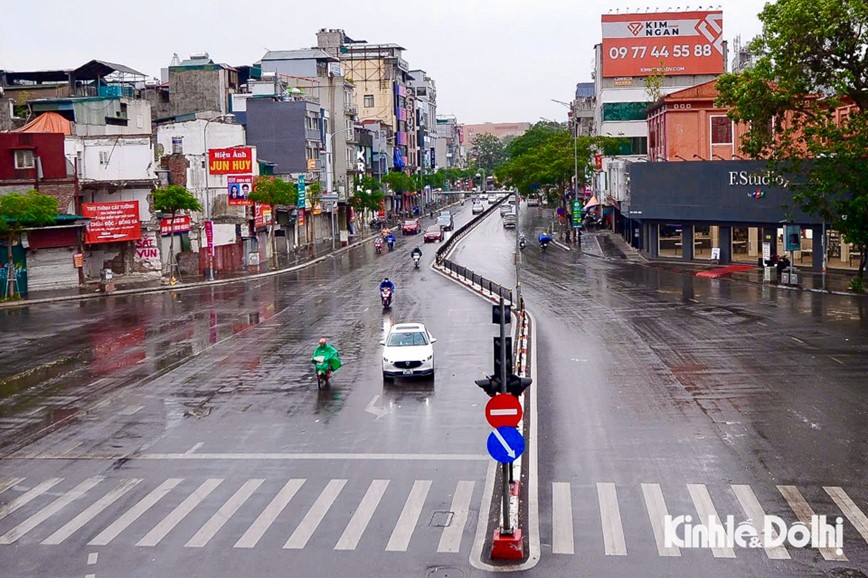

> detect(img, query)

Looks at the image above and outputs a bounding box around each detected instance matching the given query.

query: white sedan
[381,323,437,380]
[471,203,485,214]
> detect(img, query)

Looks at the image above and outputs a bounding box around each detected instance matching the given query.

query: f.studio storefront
[625,161,860,272]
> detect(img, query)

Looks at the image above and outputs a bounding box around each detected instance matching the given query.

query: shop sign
[82,201,141,244]
[228,175,254,206]
[727,170,789,188]
[254,203,273,228]
[208,147,253,174]
[160,215,192,235]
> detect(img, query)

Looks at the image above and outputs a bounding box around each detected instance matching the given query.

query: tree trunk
[5,232,15,298]
[860,243,866,278]
[270,205,278,269]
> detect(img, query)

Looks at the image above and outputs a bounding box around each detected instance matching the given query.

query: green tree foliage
[715,0,868,276]
[350,176,385,214]
[469,133,506,172]
[152,185,202,280]
[382,171,415,194]
[0,189,58,298]
[249,176,297,268]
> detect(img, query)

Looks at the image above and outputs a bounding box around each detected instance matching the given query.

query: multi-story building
[408,69,437,172]
[144,53,240,121]
[460,122,530,143]
[570,82,596,137]
[434,115,462,169]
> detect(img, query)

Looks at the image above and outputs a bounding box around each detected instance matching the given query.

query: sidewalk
[595,230,864,296]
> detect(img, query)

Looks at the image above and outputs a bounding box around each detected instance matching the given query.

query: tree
[469,133,505,172]
[350,176,385,220]
[715,0,868,277]
[382,171,414,195]
[0,190,58,299]
[248,176,297,268]
[152,185,202,282]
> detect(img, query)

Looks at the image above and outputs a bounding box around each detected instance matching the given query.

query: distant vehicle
[487,193,498,203]
[436,214,454,231]
[502,213,517,228]
[381,322,437,380]
[402,219,422,235]
[500,204,513,216]
[472,203,485,215]
[439,210,451,217]
[423,224,444,242]
[527,196,541,207]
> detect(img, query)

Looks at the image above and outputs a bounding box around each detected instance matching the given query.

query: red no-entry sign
[485,394,523,428]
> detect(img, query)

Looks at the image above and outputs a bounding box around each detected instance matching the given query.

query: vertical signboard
[601,10,724,77]
[204,220,215,255]
[297,175,306,208]
[572,199,583,228]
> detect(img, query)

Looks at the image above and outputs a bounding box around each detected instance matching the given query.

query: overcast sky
[0,0,767,125]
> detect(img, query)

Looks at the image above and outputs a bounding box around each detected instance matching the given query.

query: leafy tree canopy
[469,133,506,172]
[382,171,415,194]
[0,189,58,232]
[715,0,868,275]
[248,176,297,207]
[152,185,202,216]
[350,176,385,213]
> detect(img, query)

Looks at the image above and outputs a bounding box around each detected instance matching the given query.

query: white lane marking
[334,479,390,551]
[185,479,264,548]
[118,405,144,416]
[0,477,103,544]
[438,480,475,553]
[597,483,627,556]
[184,442,204,455]
[24,451,489,461]
[283,479,347,549]
[85,574,95,578]
[778,485,846,560]
[386,480,432,552]
[825,487,868,545]
[0,477,25,497]
[552,482,574,554]
[89,478,182,546]
[87,552,98,565]
[364,395,388,419]
[686,483,736,558]
[641,483,681,557]
[790,336,806,345]
[59,443,83,456]
[136,479,223,547]
[42,478,142,545]
[732,484,790,559]
[235,479,305,549]
[491,429,517,458]
[828,356,844,365]
[0,478,63,522]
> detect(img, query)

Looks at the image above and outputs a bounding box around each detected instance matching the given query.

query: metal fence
[435,194,513,304]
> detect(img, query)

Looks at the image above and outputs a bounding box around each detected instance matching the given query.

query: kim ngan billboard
[601,10,723,78]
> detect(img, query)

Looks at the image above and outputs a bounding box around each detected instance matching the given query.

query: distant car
[424,224,444,242]
[471,203,485,215]
[402,219,422,235]
[499,204,513,216]
[487,193,498,203]
[436,214,454,231]
[502,213,517,228]
[381,322,437,380]
[527,196,541,207]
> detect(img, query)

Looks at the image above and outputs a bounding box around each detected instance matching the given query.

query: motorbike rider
[379,276,396,294]
[538,231,553,246]
[374,236,384,252]
[311,338,341,367]
[385,232,396,251]
[410,246,423,260]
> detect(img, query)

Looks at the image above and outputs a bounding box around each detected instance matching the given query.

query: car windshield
[426,225,440,233]
[437,216,450,223]
[387,331,429,347]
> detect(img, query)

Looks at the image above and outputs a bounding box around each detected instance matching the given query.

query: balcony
[345,103,358,117]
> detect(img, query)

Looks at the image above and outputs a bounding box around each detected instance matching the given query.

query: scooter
[375,238,383,255]
[311,356,332,389]
[519,234,527,251]
[539,234,552,251]
[413,254,421,269]
[381,287,393,308]
[385,234,396,252]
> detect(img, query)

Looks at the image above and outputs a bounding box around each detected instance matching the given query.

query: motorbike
[539,234,552,251]
[386,235,396,252]
[519,235,527,251]
[310,346,341,390]
[381,287,393,308]
[374,238,383,255]
[412,254,421,269]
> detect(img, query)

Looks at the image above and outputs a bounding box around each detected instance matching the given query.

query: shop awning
[583,195,600,210]
[14,112,72,135]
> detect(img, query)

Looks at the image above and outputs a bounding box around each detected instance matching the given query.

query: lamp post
[202,113,236,281]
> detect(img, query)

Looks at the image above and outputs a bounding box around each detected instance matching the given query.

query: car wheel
[383,372,393,382]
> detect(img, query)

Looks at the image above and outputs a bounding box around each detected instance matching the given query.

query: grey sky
[0,0,767,125]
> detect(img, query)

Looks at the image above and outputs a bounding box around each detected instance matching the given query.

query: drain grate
[429,511,453,527]
[426,566,465,578]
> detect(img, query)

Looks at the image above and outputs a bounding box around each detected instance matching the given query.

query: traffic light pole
[498,297,511,534]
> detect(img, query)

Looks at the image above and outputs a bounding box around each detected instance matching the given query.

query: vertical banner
[572,199,583,228]
[204,220,215,255]
[297,174,306,208]
[784,225,801,252]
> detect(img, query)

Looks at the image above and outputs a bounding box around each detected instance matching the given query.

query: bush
[849,276,865,293]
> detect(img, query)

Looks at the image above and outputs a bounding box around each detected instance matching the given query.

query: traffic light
[493,337,513,382]
[492,304,512,325]
[506,374,533,397]
[475,376,501,397]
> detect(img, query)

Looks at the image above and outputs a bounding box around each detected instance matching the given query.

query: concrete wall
[246,99,307,174]
[66,136,154,182]
[169,68,230,117]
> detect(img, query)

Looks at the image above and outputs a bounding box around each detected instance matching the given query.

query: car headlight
[383,357,390,363]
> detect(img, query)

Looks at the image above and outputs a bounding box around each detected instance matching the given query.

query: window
[14,149,34,169]
[711,116,733,145]
[364,94,374,108]
[99,151,110,165]
[602,102,649,122]
[614,137,648,155]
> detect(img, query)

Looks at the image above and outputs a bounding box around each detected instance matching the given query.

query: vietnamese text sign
[601,10,723,77]
[160,215,191,235]
[208,147,253,174]
[204,220,214,255]
[254,203,273,228]
[82,201,141,244]
[572,199,583,227]
[297,175,306,208]
[228,175,254,206]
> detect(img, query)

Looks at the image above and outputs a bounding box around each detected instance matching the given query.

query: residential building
[570,82,595,137]
[434,115,462,169]
[460,122,530,143]
[408,69,437,171]
[145,53,239,120]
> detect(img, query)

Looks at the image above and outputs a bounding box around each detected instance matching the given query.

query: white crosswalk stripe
[284,479,347,549]
[731,484,790,559]
[597,482,627,556]
[42,478,142,545]
[825,487,868,546]
[235,479,305,549]
[641,483,680,557]
[778,485,847,561]
[89,478,182,546]
[0,478,63,523]
[386,480,431,552]
[0,477,103,544]
[185,479,264,548]
[137,479,222,547]
[0,478,25,497]
[437,480,474,553]
[335,479,389,551]
[552,482,574,554]
[686,483,735,558]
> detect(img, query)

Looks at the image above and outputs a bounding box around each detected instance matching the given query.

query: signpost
[572,199,583,228]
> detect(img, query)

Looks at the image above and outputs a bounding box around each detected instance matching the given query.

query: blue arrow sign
[487,427,525,464]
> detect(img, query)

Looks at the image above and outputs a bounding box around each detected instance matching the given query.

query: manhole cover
[426,567,465,578]
[429,511,453,527]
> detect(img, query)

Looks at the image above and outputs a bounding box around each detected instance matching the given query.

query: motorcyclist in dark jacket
[379,277,396,292]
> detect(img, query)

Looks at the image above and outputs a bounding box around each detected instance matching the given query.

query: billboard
[208,147,253,174]
[82,201,141,244]
[227,175,254,206]
[601,10,723,78]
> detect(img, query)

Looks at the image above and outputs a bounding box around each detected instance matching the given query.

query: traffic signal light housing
[506,374,533,397]
[492,304,512,325]
[475,376,501,397]
[493,337,513,381]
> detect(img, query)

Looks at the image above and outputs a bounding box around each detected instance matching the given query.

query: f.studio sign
[728,170,789,188]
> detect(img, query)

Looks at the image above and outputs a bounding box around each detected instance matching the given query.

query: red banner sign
[208,147,253,175]
[204,220,214,255]
[82,201,141,244]
[601,11,723,78]
[228,175,254,206]
[254,203,272,228]
[160,215,191,235]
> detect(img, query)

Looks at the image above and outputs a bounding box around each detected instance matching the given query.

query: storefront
[625,160,860,271]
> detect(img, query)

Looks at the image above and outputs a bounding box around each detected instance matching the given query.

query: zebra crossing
[550,481,868,561]
[0,475,478,553]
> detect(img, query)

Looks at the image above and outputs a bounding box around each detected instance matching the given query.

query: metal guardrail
[435,194,513,304]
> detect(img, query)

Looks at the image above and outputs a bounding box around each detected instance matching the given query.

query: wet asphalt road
[2,198,867,577]
[458,203,868,577]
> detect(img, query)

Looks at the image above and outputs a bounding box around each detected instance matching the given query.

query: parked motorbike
[381,287,393,308]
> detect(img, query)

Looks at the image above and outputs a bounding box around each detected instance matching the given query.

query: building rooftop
[262,49,339,62]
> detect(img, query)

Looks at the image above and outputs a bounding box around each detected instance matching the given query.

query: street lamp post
[202,113,235,281]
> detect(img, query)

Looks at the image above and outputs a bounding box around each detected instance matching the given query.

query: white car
[471,203,485,214]
[381,323,437,380]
